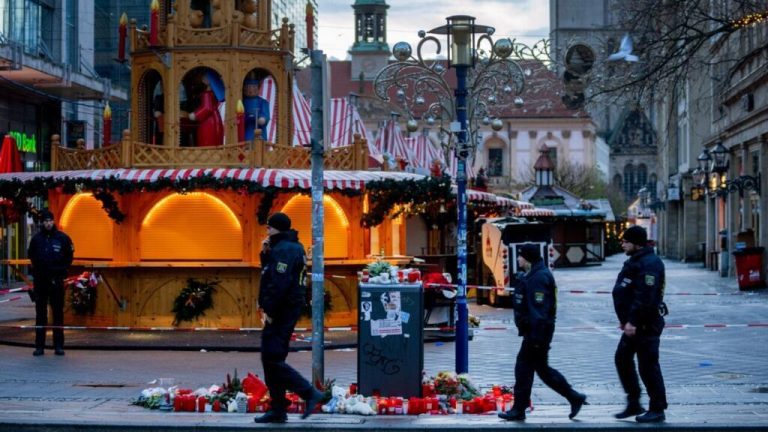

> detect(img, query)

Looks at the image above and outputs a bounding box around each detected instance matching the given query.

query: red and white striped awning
[0,169,535,209]
[258,76,278,143]
[455,187,533,209]
[292,81,312,146]
[328,98,375,152]
[0,169,424,191]
[520,207,556,217]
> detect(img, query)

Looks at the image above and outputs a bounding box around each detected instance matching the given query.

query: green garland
[172,278,219,326]
[362,175,452,227]
[0,173,512,227]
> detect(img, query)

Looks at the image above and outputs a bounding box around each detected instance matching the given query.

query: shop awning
[459,187,534,209]
[0,168,424,191]
[0,168,536,209]
[520,207,556,217]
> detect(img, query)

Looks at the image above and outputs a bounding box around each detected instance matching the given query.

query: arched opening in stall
[242,68,275,143]
[280,194,349,259]
[59,193,114,260]
[138,69,163,145]
[140,192,242,260]
[179,67,225,147]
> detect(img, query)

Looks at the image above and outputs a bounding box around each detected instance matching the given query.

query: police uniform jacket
[513,260,557,345]
[28,226,74,279]
[258,229,307,318]
[612,246,665,331]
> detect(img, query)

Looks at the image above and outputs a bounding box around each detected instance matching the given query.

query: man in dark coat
[612,225,667,423]
[27,209,74,356]
[254,212,323,423]
[499,243,587,421]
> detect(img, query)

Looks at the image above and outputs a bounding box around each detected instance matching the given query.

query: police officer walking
[254,212,323,423]
[612,225,667,423]
[27,209,74,356]
[499,243,587,421]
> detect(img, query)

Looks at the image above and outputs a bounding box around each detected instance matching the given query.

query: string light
[731,10,768,29]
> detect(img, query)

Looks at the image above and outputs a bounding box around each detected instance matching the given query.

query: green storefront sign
[8,131,36,153]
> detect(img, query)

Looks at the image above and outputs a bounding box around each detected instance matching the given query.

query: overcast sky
[317,0,550,60]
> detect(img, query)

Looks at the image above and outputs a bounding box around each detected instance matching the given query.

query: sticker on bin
[371,319,403,337]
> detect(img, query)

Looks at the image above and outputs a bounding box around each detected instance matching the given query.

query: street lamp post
[374,16,542,373]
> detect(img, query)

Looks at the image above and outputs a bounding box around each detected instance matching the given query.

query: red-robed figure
[188,71,224,146]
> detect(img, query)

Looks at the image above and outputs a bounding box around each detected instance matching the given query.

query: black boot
[254,410,287,423]
[32,348,44,356]
[498,408,526,421]
[615,401,645,419]
[636,410,665,423]
[568,392,588,419]
[302,389,324,419]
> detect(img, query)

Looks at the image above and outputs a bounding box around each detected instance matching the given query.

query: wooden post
[50,134,61,170]
[121,129,131,167]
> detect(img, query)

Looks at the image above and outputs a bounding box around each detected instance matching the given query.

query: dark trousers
[261,306,314,413]
[615,332,667,412]
[512,338,576,410]
[34,276,65,350]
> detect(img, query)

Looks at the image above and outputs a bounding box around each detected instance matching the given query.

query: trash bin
[732,247,765,290]
[358,282,423,398]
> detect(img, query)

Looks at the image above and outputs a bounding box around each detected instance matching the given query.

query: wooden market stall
[0,0,532,331]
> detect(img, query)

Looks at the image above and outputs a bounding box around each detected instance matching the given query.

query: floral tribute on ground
[131,370,528,416]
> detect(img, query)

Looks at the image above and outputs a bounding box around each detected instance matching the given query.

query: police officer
[612,225,667,423]
[254,212,323,423]
[27,209,74,356]
[499,243,587,421]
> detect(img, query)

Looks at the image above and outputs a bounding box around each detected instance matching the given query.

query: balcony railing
[51,132,370,171]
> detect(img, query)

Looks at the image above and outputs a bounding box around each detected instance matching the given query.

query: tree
[587,0,766,106]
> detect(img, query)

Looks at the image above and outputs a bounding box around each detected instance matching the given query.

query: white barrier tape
[0,296,22,304]
[425,323,768,332]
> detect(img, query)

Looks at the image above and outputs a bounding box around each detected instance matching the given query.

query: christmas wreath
[67,271,99,314]
[172,278,219,325]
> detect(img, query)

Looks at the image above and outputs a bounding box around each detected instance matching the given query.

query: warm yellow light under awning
[60,193,114,259]
[141,192,242,260]
[280,195,349,259]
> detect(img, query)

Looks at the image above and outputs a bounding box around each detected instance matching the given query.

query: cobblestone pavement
[0,254,766,429]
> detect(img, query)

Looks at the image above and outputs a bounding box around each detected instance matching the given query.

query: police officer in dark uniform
[499,243,587,421]
[27,209,74,356]
[254,212,323,423]
[612,225,667,423]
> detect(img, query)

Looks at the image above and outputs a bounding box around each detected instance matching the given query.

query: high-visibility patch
[276,262,288,273]
[645,274,655,286]
[534,292,545,303]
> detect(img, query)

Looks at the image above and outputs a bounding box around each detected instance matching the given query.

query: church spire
[350,0,390,54]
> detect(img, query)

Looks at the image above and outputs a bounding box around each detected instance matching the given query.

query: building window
[623,164,635,198]
[66,0,79,70]
[487,148,503,176]
[637,164,648,190]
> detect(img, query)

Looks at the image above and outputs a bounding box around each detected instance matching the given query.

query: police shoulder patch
[276,262,288,273]
[645,274,655,286]
[534,292,545,303]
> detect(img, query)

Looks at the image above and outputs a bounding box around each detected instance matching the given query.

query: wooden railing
[51,133,370,171]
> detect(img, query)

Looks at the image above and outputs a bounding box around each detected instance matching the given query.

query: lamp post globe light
[374,15,547,373]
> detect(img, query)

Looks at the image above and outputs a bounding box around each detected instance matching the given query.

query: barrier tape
[0,324,358,333]
[1,322,765,334]
[424,282,754,296]
[0,296,21,304]
[425,323,768,332]
[0,287,31,296]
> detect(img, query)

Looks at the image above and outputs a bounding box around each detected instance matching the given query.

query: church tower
[349,0,390,81]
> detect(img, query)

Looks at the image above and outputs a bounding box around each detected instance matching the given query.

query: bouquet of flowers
[67,271,99,314]
[431,371,481,400]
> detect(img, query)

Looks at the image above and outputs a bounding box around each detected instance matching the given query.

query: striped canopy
[0,169,533,209]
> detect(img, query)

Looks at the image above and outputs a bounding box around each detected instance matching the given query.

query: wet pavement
[0,253,766,430]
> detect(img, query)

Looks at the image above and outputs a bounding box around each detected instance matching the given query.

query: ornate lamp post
[374,15,540,373]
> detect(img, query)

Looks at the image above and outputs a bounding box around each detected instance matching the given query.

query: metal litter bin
[358,282,423,398]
